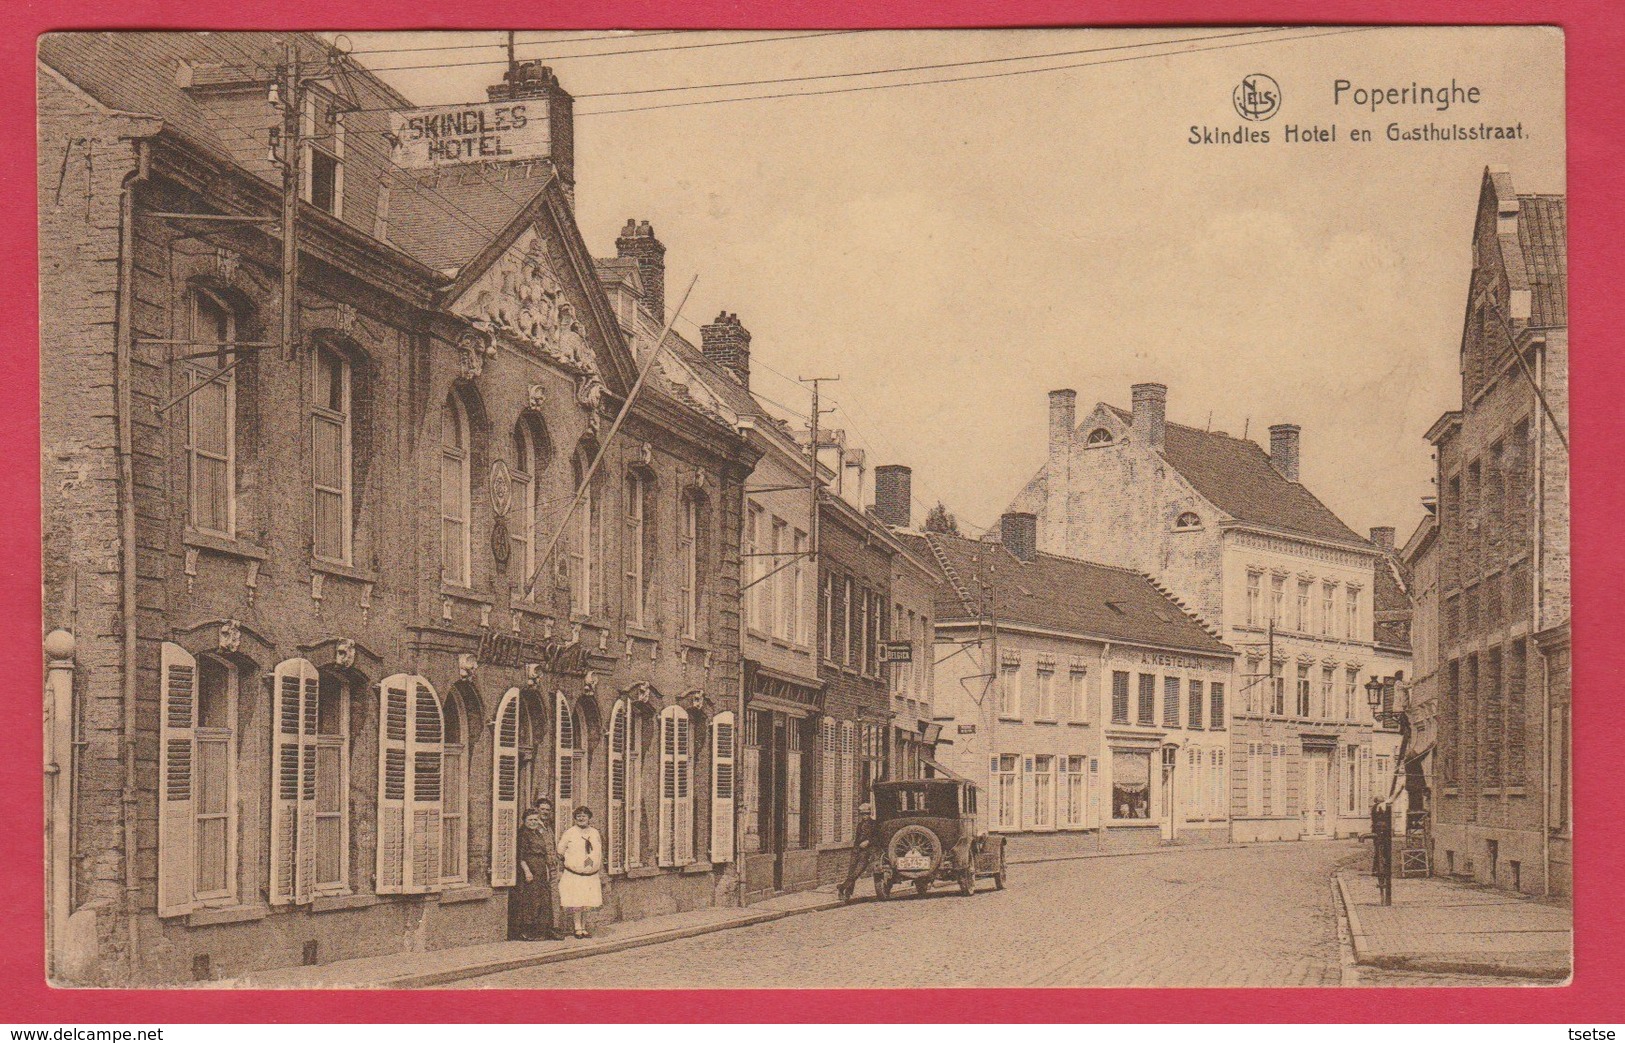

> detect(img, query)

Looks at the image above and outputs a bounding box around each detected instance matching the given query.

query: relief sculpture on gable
[458,228,600,378]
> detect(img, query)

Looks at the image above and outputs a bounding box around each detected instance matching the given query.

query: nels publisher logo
[1233,73,1281,121]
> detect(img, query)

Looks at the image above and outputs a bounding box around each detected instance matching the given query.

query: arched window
[511,424,536,589]
[1086,427,1113,446]
[157,642,241,916]
[658,706,695,866]
[680,491,705,639]
[440,690,468,886]
[607,699,646,873]
[1174,511,1202,530]
[624,470,657,627]
[187,289,239,537]
[312,345,353,563]
[268,658,351,904]
[569,444,603,616]
[376,674,444,894]
[440,396,472,587]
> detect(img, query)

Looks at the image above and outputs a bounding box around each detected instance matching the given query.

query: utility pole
[800,376,839,637]
[506,31,518,84]
[279,40,301,361]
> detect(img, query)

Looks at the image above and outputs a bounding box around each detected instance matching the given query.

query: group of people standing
[510,798,604,941]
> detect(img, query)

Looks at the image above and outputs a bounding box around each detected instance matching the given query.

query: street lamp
[1365,670,1407,728]
[1364,672,1412,906]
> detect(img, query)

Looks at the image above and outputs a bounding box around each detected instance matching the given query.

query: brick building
[1425,168,1568,896]
[906,521,1235,846]
[1369,526,1413,809]
[39,33,757,983]
[1400,510,1440,825]
[1008,383,1406,842]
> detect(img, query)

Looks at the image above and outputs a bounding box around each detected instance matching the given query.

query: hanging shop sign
[389,101,551,168]
[880,641,914,663]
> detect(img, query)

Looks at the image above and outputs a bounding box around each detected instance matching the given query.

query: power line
[344,30,684,56]
[575,26,1377,117]
[354,30,867,74]
[570,26,1285,100]
[334,27,1289,116]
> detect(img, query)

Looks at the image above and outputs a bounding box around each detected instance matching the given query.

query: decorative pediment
[453,227,600,377]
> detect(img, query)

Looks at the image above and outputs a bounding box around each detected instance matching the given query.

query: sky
[343,26,1565,544]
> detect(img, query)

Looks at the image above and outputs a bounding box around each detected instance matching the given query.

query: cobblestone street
[458,842,1358,988]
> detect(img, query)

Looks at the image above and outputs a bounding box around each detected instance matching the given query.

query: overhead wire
[343,30,685,56]
[356,30,867,73]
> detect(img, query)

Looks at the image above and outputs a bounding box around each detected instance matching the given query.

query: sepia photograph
[35,25,1569,993]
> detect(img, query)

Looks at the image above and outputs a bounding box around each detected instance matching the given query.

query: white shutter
[838,721,854,843]
[608,700,628,874]
[158,643,198,917]
[1021,756,1036,831]
[820,719,837,845]
[675,712,694,864]
[490,688,520,888]
[408,678,444,892]
[658,708,676,866]
[271,658,319,906]
[554,694,575,813]
[376,676,410,894]
[710,712,736,863]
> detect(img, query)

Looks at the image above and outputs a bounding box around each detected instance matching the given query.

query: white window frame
[440,397,471,587]
[791,528,808,647]
[1036,666,1056,720]
[186,290,237,538]
[680,493,700,638]
[1032,754,1055,830]
[625,471,648,627]
[1322,582,1337,637]
[993,754,1020,831]
[440,696,468,887]
[311,345,353,565]
[999,658,1021,719]
[772,517,790,640]
[300,89,345,219]
[743,503,763,632]
[312,671,350,896]
[1345,586,1361,640]
[1245,570,1261,627]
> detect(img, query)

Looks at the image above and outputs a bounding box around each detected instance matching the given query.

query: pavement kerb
[1331,870,1570,982]
[1007,837,1324,867]
[235,895,847,989]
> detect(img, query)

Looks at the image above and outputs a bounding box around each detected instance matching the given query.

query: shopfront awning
[920,755,970,783]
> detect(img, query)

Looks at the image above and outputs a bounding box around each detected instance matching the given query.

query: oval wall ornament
[489,459,513,517]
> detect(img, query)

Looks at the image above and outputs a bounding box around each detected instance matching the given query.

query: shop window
[1111,750,1151,820]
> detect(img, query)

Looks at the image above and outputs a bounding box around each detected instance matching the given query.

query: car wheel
[875,874,892,900]
[958,867,975,896]
[914,878,931,897]
[887,824,944,876]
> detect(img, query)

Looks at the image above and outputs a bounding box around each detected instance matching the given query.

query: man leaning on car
[837,801,877,902]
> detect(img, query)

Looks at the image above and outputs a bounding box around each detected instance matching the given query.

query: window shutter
[408,679,444,892]
[675,713,694,864]
[270,658,319,906]
[608,700,627,874]
[158,643,198,917]
[658,709,676,866]
[1021,755,1037,831]
[490,688,520,888]
[376,676,410,894]
[820,719,837,846]
[555,695,575,813]
[710,712,736,863]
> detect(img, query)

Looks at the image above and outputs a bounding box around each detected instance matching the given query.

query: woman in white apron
[557,805,604,938]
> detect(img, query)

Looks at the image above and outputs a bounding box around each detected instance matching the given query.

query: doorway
[1303,749,1331,837]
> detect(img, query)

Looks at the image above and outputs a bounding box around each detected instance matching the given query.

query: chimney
[615,219,666,323]
[1049,389,1077,458]
[1131,383,1167,451]
[487,61,575,206]
[1370,526,1396,553]
[1269,423,1301,482]
[700,311,752,387]
[843,447,867,510]
[873,465,912,529]
[1001,512,1038,563]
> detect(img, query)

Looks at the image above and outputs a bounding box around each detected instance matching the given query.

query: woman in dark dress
[512,809,560,941]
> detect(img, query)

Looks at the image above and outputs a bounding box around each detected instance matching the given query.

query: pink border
[6,1,1622,1023]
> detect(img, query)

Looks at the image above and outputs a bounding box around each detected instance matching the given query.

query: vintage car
[862,778,1007,899]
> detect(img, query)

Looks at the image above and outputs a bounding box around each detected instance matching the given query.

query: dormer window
[301,90,345,218]
[1174,511,1202,530]
[1086,428,1113,446]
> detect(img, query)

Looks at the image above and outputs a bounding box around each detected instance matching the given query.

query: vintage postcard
[37,26,1568,990]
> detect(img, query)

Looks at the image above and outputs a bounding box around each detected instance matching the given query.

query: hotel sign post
[389,101,551,168]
